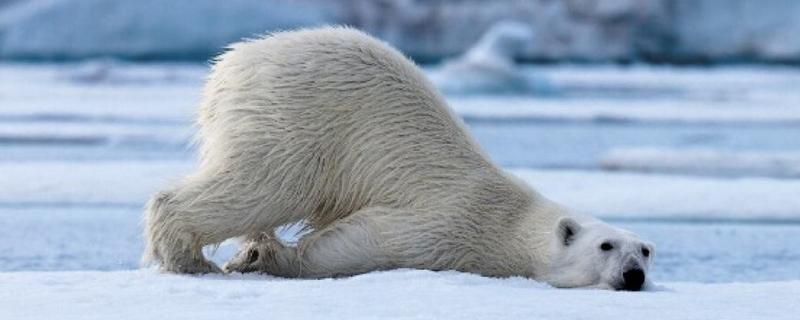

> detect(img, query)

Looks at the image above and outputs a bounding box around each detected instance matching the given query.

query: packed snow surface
[2,270,799,320]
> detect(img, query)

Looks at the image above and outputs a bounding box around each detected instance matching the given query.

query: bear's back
[197,27,512,227]
[202,27,450,122]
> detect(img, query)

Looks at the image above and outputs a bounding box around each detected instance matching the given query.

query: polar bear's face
[544,218,655,291]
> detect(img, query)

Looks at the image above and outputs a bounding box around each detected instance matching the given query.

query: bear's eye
[600,242,613,251]
[642,247,650,257]
[246,249,260,264]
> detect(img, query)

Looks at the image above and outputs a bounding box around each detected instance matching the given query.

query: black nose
[622,269,645,291]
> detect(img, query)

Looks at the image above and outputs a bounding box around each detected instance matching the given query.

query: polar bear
[143,27,654,290]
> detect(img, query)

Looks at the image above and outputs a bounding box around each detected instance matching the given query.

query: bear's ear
[557,218,582,246]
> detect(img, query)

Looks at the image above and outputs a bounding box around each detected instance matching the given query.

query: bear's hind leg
[143,176,281,274]
[143,189,225,273]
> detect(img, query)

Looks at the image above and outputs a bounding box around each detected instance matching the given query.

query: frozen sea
[1,62,799,319]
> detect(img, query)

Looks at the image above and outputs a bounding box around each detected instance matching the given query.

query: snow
[1,270,798,320]
[600,147,800,178]
[1,62,799,318]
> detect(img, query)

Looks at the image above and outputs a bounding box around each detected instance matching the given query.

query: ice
[3,63,799,125]
[453,96,800,124]
[5,1,800,62]
[428,21,553,95]
[0,63,201,122]
[470,121,800,170]
[600,147,800,178]
[4,206,799,283]
[514,169,800,222]
[1,62,799,318]
[1,63,799,219]
[0,121,191,147]
[3,161,799,222]
[0,161,191,206]
[0,0,337,60]
[669,0,800,61]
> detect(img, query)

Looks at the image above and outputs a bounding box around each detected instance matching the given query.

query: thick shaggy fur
[143,27,653,288]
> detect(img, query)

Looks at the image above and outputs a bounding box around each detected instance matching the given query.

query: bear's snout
[621,268,645,291]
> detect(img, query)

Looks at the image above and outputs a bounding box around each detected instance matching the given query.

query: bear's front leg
[224,206,415,278]
[223,231,299,276]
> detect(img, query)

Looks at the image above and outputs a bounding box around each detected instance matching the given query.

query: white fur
[143,26,654,289]
[544,218,655,289]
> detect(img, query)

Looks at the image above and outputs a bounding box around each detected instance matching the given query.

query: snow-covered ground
[3,270,798,320]
[1,63,799,318]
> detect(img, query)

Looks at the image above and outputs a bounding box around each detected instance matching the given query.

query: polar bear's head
[544,217,655,291]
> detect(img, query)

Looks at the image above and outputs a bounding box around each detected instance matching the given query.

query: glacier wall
[1,0,798,63]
